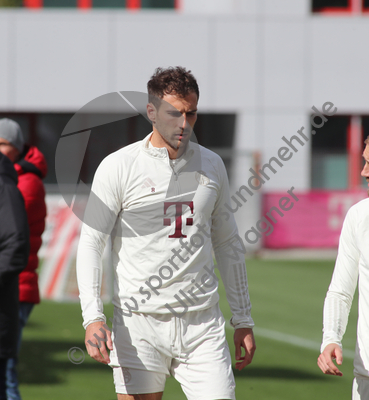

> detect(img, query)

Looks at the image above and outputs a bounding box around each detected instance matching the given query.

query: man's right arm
[85,321,113,364]
[318,206,360,376]
[76,156,123,362]
[318,343,343,376]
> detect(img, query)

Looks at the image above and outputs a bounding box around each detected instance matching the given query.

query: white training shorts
[352,377,369,400]
[109,303,236,400]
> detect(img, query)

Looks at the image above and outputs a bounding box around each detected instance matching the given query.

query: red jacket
[15,145,47,304]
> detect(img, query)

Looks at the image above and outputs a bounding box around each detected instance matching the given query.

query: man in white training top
[77,66,255,400]
[318,135,369,400]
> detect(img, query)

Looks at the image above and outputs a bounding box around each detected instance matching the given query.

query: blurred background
[0,1,367,399]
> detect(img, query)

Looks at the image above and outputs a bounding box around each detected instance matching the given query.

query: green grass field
[19,258,358,399]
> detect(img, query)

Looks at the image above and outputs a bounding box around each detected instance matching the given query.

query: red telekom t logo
[163,201,194,238]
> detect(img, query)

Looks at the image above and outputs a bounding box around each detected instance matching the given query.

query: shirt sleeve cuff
[230,316,255,330]
[83,316,106,330]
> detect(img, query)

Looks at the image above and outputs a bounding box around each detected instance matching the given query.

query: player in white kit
[77,67,256,400]
[318,136,369,400]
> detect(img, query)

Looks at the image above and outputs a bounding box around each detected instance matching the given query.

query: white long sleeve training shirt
[77,133,254,330]
[321,197,369,378]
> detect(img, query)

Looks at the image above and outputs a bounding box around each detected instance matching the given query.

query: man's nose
[179,114,187,130]
[361,164,369,178]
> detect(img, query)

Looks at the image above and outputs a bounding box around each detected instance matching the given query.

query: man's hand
[85,321,113,364]
[234,328,256,371]
[317,343,343,376]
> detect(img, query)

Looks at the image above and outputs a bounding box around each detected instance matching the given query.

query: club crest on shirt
[195,171,210,186]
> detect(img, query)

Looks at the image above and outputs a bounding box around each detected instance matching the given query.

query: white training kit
[76,133,254,396]
[111,304,236,399]
[321,198,369,386]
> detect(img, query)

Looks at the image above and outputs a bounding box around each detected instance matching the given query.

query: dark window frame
[311,0,368,14]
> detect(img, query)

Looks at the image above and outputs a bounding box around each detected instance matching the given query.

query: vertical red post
[126,0,141,9]
[350,0,362,14]
[347,115,363,189]
[174,0,182,11]
[77,0,92,9]
[23,0,43,7]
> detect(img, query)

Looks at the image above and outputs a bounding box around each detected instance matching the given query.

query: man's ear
[147,103,156,124]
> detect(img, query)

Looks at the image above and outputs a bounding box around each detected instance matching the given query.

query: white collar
[142,132,195,163]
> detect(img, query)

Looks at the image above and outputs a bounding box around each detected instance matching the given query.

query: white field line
[226,324,355,359]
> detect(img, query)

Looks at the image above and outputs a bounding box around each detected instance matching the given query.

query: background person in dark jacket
[0,152,29,400]
[0,119,47,400]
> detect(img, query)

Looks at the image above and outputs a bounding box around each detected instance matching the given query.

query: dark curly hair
[147,66,199,108]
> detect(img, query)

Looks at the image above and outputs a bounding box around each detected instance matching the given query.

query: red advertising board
[263,190,367,248]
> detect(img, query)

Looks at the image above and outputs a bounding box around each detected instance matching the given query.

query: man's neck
[149,130,185,160]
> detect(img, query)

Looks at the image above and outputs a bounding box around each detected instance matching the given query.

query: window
[312,0,365,14]
[312,0,349,12]
[42,0,76,7]
[0,112,235,186]
[194,113,236,175]
[311,114,367,189]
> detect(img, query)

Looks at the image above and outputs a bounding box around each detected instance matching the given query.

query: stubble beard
[158,130,191,156]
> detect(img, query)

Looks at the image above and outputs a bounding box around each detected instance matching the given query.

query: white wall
[0,1,367,197]
[310,17,369,113]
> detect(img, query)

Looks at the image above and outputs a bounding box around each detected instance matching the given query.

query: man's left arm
[233,327,256,371]
[213,238,256,370]
[211,156,256,370]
